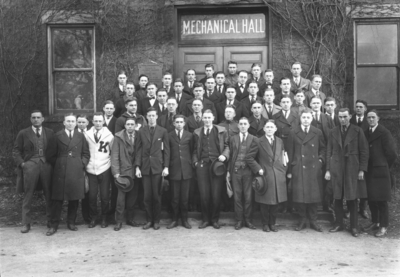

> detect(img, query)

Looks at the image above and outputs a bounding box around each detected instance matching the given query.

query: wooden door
[177,47,223,81]
[223,46,268,73]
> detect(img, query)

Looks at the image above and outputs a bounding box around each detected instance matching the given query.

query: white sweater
[85,127,114,175]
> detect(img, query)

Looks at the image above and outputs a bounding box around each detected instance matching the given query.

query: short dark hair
[117,70,127,77]
[263,89,275,96]
[338,108,351,114]
[251,63,262,69]
[205,64,214,70]
[186,69,196,75]
[157,88,168,95]
[163,72,172,78]
[103,100,114,107]
[368,109,380,118]
[167,96,178,103]
[76,114,88,120]
[125,117,136,124]
[324,97,336,104]
[292,62,302,68]
[193,82,204,89]
[280,77,291,84]
[147,107,158,115]
[174,114,186,122]
[146,82,157,89]
[248,80,258,87]
[125,97,138,105]
[126,82,135,86]
[64,113,77,120]
[311,74,322,81]
[238,70,248,76]
[264,69,274,74]
[31,110,43,117]
[228,61,237,66]
[215,71,225,77]
[355,99,368,110]
[310,95,322,103]
[300,108,313,116]
[238,117,249,123]
[92,112,104,118]
[138,74,149,81]
[174,78,184,85]
[251,101,262,108]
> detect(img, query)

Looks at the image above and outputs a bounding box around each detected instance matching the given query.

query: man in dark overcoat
[167,115,194,229]
[13,110,54,233]
[363,110,397,237]
[135,107,170,230]
[248,102,267,138]
[256,120,287,232]
[326,108,369,237]
[193,110,230,229]
[287,108,326,232]
[46,113,90,236]
[228,117,261,230]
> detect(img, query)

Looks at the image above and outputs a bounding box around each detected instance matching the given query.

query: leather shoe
[101,219,108,228]
[88,220,96,228]
[235,221,243,230]
[143,222,152,230]
[351,228,359,237]
[269,225,278,232]
[362,222,379,232]
[167,221,178,229]
[262,225,270,232]
[46,227,57,236]
[329,225,344,232]
[295,220,306,231]
[21,224,31,234]
[212,222,221,229]
[182,221,192,229]
[359,210,369,219]
[67,223,78,231]
[310,222,323,232]
[126,221,140,227]
[153,223,160,230]
[198,222,210,229]
[245,222,256,230]
[114,223,122,231]
[375,227,387,237]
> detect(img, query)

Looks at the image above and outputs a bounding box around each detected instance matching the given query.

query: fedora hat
[252,176,267,196]
[211,159,227,176]
[115,175,134,192]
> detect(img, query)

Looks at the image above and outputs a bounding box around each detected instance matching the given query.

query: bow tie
[226,120,232,124]
[149,97,155,99]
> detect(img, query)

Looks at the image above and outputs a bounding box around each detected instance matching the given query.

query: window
[355,21,399,109]
[48,25,96,114]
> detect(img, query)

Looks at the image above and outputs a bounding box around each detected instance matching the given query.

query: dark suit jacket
[215,100,243,123]
[134,125,170,175]
[290,77,311,94]
[155,103,168,118]
[192,125,230,164]
[104,116,117,135]
[112,86,125,103]
[183,82,194,97]
[326,113,340,127]
[261,103,282,120]
[248,115,267,138]
[241,96,263,118]
[235,83,249,101]
[133,89,147,101]
[274,92,295,106]
[13,127,55,167]
[182,98,216,118]
[138,97,158,116]
[168,92,193,114]
[248,76,265,89]
[350,115,369,132]
[228,133,261,175]
[204,88,225,103]
[218,120,239,138]
[364,124,398,201]
[305,90,326,111]
[186,115,204,133]
[168,130,194,180]
[258,82,279,97]
[157,113,188,133]
[311,113,334,143]
[273,110,300,149]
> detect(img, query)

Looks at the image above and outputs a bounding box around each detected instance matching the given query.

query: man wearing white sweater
[85,112,114,228]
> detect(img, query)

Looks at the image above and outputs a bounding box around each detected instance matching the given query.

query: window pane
[54,72,94,111]
[356,67,397,106]
[357,24,398,64]
[53,29,93,68]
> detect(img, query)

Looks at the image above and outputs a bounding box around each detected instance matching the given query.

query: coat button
[302,155,304,157]
[303,166,305,168]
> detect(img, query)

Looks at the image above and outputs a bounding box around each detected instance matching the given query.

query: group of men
[13,61,397,238]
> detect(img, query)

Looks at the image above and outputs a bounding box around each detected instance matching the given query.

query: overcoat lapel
[143,126,151,142]
[368,125,383,143]
[27,128,37,146]
[302,128,316,145]
[68,130,81,149]
[332,127,342,148]
[344,125,358,147]
[260,136,273,157]
[59,131,71,146]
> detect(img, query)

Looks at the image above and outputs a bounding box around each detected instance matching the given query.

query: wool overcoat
[47,130,90,201]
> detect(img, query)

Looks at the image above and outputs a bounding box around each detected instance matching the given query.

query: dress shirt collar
[204,126,213,134]
[370,124,378,133]
[119,84,124,91]
[65,129,74,137]
[32,126,42,134]
[240,132,248,140]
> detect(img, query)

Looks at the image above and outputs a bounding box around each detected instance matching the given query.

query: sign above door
[180,13,266,41]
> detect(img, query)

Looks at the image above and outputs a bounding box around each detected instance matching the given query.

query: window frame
[354,19,400,110]
[47,24,96,114]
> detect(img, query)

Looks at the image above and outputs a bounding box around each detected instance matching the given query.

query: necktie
[304,127,308,134]
[196,116,201,122]
[269,138,273,146]
[251,96,256,103]
[268,105,272,114]
[342,125,347,133]
[95,131,99,143]
[284,110,287,119]
[314,112,318,121]
[161,105,164,112]
[240,84,244,89]
[369,128,373,135]
[189,82,193,88]
[358,117,361,125]
[255,77,258,82]
[176,94,180,103]
[228,100,232,106]
[241,133,245,144]
[69,130,72,140]
[35,127,40,138]
[218,86,222,93]
[206,128,210,136]
[80,128,85,133]
[178,130,181,141]
[129,134,133,144]
[316,90,320,96]
[150,126,155,134]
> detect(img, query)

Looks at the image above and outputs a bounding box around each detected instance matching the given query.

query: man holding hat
[111,118,140,231]
[193,109,230,229]
[255,120,287,232]
[228,117,262,230]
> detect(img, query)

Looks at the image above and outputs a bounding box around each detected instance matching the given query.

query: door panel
[177,47,223,81]
[223,46,268,73]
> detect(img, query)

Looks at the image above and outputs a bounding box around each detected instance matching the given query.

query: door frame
[173,4,273,79]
